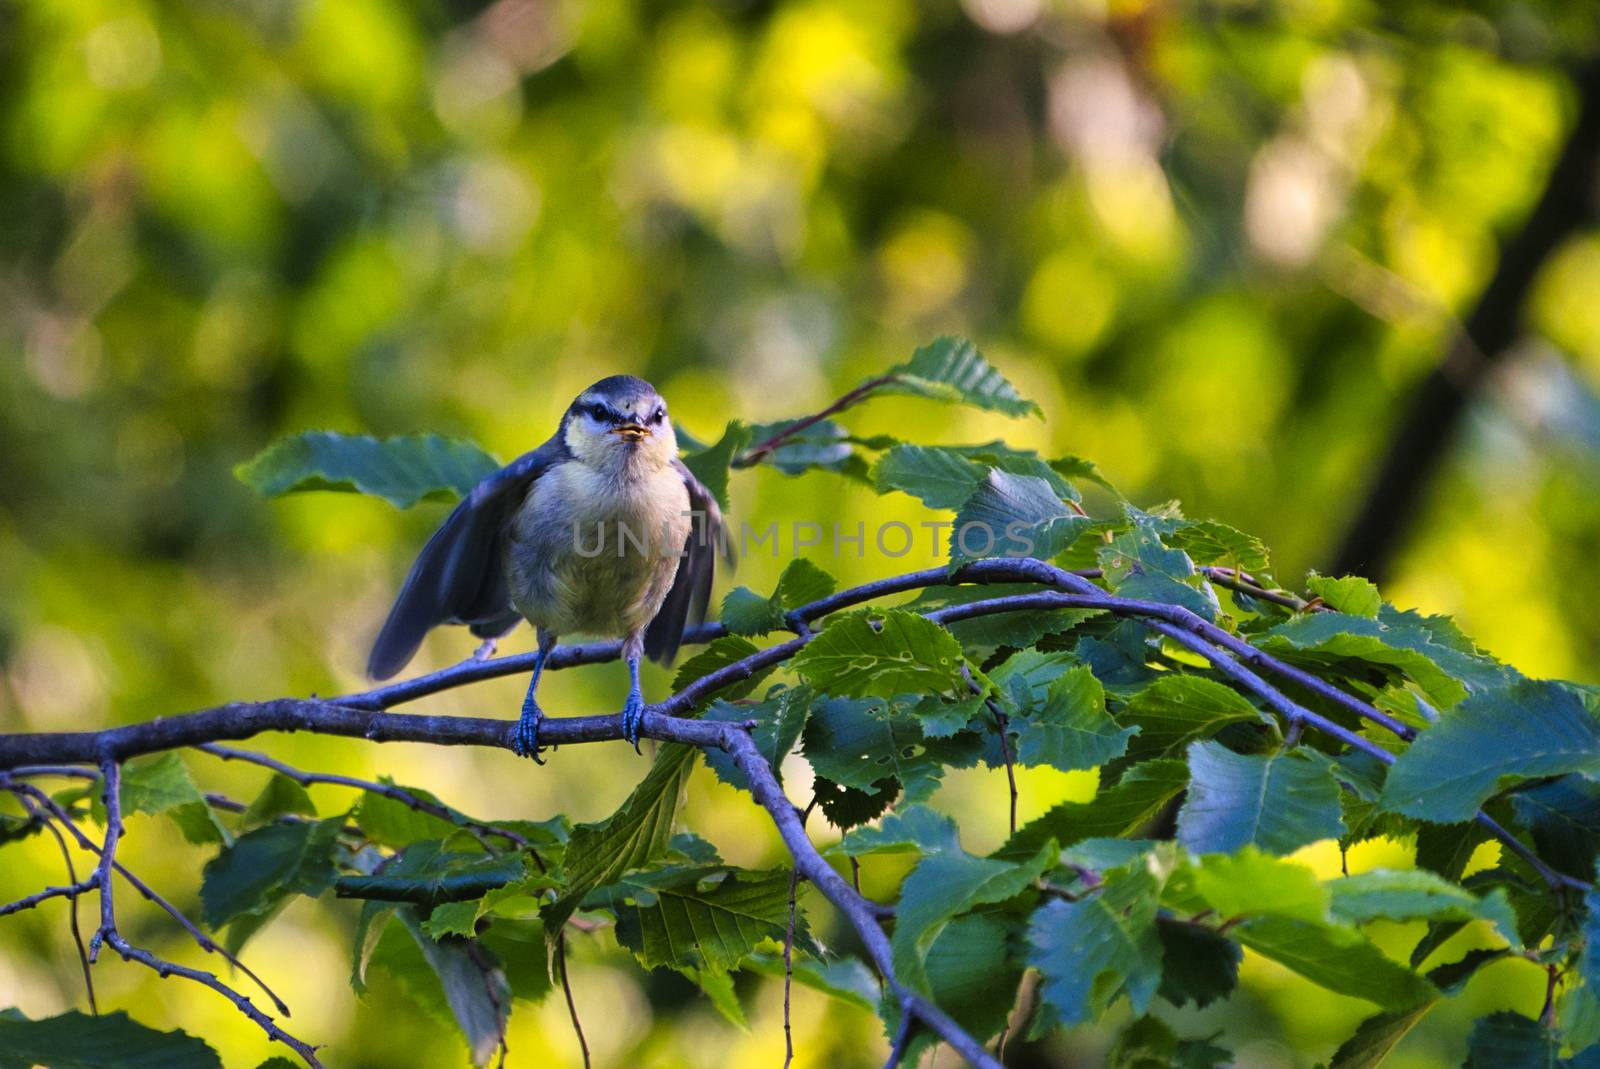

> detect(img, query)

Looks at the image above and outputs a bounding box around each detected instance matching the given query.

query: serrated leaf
[1028,864,1164,1027]
[335,841,529,906]
[1177,742,1344,855]
[873,444,987,510]
[1099,518,1220,622]
[831,804,962,858]
[812,775,898,830]
[701,689,810,791]
[949,470,1090,564]
[1013,664,1134,772]
[236,431,499,508]
[879,336,1040,417]
[1328,1001,1437,1069]
[423,901,481,940]
[899,913,1024,1063]
[1509,774,1600,880]
[1233,916,1436,1009]
[1463,1012,1598,1068]
[1168,520,1270,575]
[773,558,836,607]
[893,842,1057,994]
[996,759,1188,860]
[541,744,696,947]
[1155,918,1240,1008]
[1117,675,1265,764]
[719,560,837,637]
[119,753,227,845]
[200,818,342,929]
[719,587,784,636]
[1307,573,1382,618]
[241,774,316,828]
[1328,869,1518,943]
[1258,608,1511,709]
[1185,849,1331,923]
[672,636,769,705]
[1381,680,1600,823]
[0,1010,222,1069]
[790,610,969,698]
[802,697,957,803]
[355,780,469,849]
[741,418,867,479]
[606,867,799,975]
[679,420,750,511]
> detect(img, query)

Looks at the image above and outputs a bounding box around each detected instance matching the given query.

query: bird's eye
[650,407,665,424]
[588,404,610,423]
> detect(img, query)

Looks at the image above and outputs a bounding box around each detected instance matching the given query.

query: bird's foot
[472,638,499,662]
[512,704,545,764]
[621,691,645,754]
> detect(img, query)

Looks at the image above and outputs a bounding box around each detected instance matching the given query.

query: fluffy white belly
[503,461,691,638]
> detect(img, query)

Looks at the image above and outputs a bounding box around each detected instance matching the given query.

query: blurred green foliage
[3,0,1600,1065]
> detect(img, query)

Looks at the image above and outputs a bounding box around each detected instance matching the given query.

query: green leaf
[1012,664,1135,772]
[1028,864,1165,1027]
[241,774,316,828]
[790,610,969,698]
[1509,774,1600,879]
[744,953,879,1012]
[423,901,481,939]
[1306,573,1383,618]
[802,697,960,803]
[355,780,469,849]
[1099,517,1220,622]
[1110,1015,1232,1069]
[235,431,500,508]
[1327,1001,1437,1069]
[902,913,1024,1062]
[200,818,341,929]
[1463,1012,1598,1068]
[1232,916,1436,1009]
[386,908,510,1067]
[996,759,1188,860]
[1257,608,1510,709]
[1185,849,1331,923]
[119,753,227,845]
[879,336,1040,418]
[1116,675,1265,764]
[812,776,898,830]
[718,559,837,636]
[606,867,799,975]
[672,636,770,704]
[948,470,1090,564]
[476,919,554,1004]
[541,744,696,946]
[1328,868,1518,942]
[688,966,747,1028]
[335,844,528,907]
[701,688,810,791]
[1381,680,1600,823]
[1155,918,1240,1008]
[679,420,750,511]
[831,804,962,858]
[1177,742,1344,855]
[740,418,867,479]
[893,842,1057,994]
[1168,520,1270,575]
[873,444,987,509]
[0,1010,222,1069]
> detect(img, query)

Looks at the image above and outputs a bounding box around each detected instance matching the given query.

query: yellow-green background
[2,0,1598,1064]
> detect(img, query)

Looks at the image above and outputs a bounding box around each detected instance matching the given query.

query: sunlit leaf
[235,431,499,508]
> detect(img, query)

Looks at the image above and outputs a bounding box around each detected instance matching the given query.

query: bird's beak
[611,424,649,443]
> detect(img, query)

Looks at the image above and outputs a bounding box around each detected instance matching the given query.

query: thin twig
[557,930,591,1069]
[963,664,1016,837]
[195,743,531,857]
[88,761,120,964]
[733,375,896,469]
[783,866,799,1069]
[14,795,97,1013]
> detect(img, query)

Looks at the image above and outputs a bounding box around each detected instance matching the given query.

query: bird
[365,375,728,760]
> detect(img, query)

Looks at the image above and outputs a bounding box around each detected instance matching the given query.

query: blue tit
[366,376,729,759]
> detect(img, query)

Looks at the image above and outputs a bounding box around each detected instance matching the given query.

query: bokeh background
[3,0,1600,1065]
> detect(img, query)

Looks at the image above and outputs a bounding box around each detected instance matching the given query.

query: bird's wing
[644,458,734,665]
[366,436,568,680]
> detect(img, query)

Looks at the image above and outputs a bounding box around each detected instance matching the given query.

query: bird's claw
[512,705,545,764]
[472,638,498,662]
[621,691,645,754]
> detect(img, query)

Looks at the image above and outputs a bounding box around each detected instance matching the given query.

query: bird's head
[563,375,678,473]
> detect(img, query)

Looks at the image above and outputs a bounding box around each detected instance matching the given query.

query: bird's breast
[503,461,691,637]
